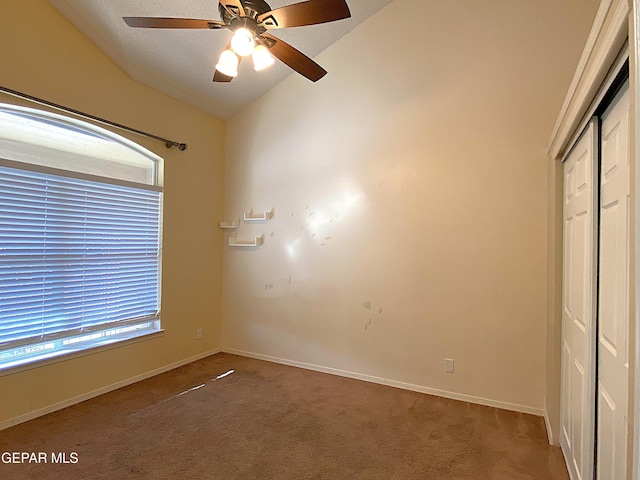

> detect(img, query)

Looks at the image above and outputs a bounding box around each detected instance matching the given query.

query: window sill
[0,329,165,378]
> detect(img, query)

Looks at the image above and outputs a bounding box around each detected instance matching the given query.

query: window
[0,104,163,370]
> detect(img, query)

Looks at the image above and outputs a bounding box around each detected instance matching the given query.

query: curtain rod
[0,86,187,151]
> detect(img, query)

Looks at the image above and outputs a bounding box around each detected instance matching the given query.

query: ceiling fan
[124,0,351,83]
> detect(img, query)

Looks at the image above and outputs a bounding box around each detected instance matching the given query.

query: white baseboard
[3,347,548,433]
[223,348,546,417]
[0,348,221,431]
[544,411,556,445]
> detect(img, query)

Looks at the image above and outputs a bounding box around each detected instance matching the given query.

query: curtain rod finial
[165,141,187,151]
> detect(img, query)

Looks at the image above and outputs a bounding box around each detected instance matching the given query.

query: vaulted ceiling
[48,0,394,119]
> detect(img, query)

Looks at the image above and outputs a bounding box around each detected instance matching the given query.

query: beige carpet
[0,353,568,479]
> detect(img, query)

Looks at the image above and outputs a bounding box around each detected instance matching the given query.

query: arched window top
[0,103,162,186]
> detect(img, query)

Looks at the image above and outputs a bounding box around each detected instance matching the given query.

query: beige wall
[0,1,225,425]
[222,0,598,413]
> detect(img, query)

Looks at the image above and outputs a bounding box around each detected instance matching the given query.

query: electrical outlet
[196,328,203,340]
[444,358,454,373]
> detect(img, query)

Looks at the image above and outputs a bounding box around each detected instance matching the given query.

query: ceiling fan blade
[257,0,351,29]
[219,0,246,17]
[213,70,234,83]
[260,33,327,82]
[123,17,225,29]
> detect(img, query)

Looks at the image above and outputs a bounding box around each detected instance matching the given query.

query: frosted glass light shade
[215,49,239,77]
[230,28,255,57]
[252,45,275,71]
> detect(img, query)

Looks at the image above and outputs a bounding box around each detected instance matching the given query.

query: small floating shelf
[243,209,272,222]
[229,235,264,247]
[219,221,239,229]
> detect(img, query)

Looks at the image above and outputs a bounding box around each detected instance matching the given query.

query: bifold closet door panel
[596,82,630,480]
[561,118,598,480]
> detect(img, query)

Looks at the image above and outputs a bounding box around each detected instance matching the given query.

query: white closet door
[597,82,630,480]
[562,119,598,480]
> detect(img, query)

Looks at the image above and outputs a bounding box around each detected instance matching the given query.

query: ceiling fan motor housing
[219,0,272,24]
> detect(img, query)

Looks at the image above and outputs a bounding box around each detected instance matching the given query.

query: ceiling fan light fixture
[252,45,275,71]
[215,49,239,77]
[230,28,255,57]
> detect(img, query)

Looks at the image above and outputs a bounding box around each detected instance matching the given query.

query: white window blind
[0,162,161,368]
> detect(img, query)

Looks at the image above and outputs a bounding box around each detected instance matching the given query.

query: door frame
[546,0,635,477]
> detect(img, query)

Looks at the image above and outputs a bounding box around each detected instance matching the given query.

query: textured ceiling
[48,0,394,120]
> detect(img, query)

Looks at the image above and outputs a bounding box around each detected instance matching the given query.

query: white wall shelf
[228,235,264,247]
[219,221,239,229]
[243,209,272,222]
